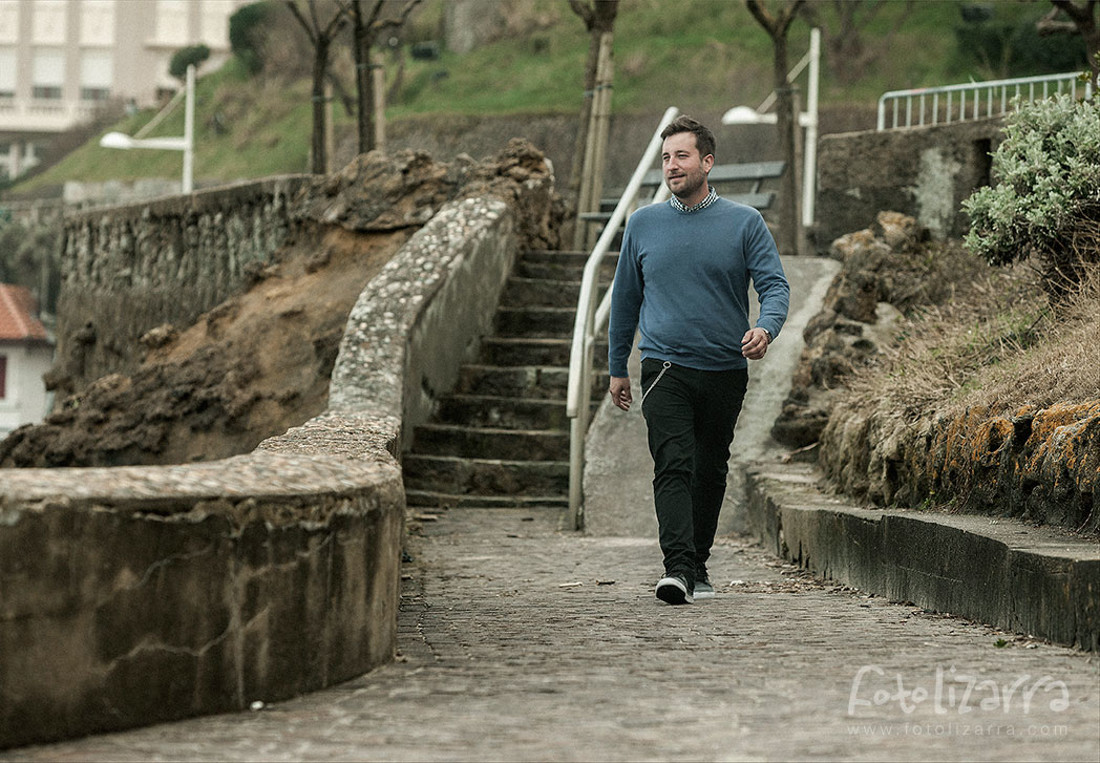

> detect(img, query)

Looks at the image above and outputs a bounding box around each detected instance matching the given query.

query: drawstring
[641,361,672,405]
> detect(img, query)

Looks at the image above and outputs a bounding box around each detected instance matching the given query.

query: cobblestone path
[6,508,1098,762]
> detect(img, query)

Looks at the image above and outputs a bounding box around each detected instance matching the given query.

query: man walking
[607,115,789,605]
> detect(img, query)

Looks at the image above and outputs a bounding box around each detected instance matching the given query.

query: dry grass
[845,256,1099,422]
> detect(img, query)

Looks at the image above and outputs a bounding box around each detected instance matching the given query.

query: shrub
[229,1,273,75]
[169,44,212,80]
[963,94,1100,299]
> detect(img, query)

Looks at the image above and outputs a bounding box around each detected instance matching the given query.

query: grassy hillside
[6,0,1077,195]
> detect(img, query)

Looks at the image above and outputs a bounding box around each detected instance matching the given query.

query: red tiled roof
[0,283,50,342]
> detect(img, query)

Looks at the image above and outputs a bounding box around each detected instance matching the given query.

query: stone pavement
[5,506,1098,762]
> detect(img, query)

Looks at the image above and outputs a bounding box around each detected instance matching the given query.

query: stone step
[494,306,576,338]
[402,454,570,496]
[479,337,608,368]
[410,424,570,461]
[405,489,569,510]
[500,277,582,308]
[398,249,619,514]
[434,394,599,430]
[455,365,606,400]
[514,251,618,282]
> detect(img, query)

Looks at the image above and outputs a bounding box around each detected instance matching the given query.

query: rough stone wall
[821,400,1100,534]
[771,212,931,450]
[814,119,1002,253]
[0,140,559,749]
[53,176,310,395]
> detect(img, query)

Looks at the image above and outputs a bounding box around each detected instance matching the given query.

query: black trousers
[640,358,749,588]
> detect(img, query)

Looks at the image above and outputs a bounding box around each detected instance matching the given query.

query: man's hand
[609,376,633,411]
[741,327,771,361]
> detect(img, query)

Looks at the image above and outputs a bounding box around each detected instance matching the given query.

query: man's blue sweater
[608,197,790,378]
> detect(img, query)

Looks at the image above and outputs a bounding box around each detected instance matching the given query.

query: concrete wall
[814,119,1002,253]
[0,193,524,749]
[746,463,1100,652]
[53,175,310,391]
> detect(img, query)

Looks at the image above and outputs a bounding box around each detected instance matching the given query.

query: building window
[80,50,113,102]
[0,2,19,45]
[32,0,68,45]
[0,48,15,99]
[0,356,7,399]
[155,0,189,47]
[32,49,65,101]
[81,0,115,46]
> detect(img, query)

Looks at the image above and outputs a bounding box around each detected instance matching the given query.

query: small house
[0,283,54,439]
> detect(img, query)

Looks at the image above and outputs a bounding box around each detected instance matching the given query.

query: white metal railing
[877,71,1093,131]
[565,106,679,531]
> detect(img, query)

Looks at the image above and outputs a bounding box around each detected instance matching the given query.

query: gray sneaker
[693,577,715,599]
[655,575,694,605]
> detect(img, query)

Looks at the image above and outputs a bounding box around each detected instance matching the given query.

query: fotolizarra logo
[847,665,1071,717]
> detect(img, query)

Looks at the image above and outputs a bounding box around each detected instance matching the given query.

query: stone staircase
[402,250,614,511]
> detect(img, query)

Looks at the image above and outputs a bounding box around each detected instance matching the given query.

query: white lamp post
[722,28,820,230]
[100,64,195,193]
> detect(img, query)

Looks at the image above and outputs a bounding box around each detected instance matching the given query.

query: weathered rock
[772,212,924,448]
[294,139,563,251]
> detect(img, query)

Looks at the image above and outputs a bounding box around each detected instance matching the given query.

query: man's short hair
[660,115,716,160]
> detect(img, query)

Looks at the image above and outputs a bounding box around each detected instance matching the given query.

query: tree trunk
[349,0,421,156]
[746,0,805,256]
[569,27,601,202]
[354,29,377,153]
[286,0,349,174]
[772,38,802,257]
[567,0,619,249]
[311,41,329,174]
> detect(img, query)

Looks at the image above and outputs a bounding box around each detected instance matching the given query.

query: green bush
[169,44,211,80]
[963,94,1100,298]
[229,1,273,75]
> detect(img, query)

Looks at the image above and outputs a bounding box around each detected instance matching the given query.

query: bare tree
[286,0,350,174]
[567,0,619,247]
[348,0,422,155]
[746,0,805,257]
[799,1,914,85]
[1038,0,1099,91]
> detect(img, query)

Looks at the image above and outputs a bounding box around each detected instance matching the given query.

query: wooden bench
[579,160,786,224]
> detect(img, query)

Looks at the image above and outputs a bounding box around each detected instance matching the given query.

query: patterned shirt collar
[669,185,718,214]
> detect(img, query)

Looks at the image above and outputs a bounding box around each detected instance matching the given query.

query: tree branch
[568,0,596,30]
[377,0,423,32]
[1051,0,1096,26]
[286,0,319,45]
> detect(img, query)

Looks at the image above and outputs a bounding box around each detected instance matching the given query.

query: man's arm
[607,224,643,407]
[745,214,790,341]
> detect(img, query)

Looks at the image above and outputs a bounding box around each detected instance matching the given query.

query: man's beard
[669,171,706,201]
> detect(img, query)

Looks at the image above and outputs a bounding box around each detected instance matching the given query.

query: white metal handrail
[565,106,679,531]
[877,71,1092,131]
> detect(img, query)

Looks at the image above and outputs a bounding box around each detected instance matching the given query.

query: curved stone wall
[0,194,522,749]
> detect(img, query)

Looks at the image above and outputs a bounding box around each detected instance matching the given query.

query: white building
[0,283,54,438]
[0,0,249,181]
